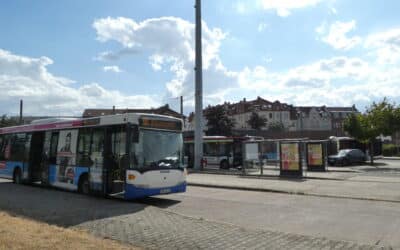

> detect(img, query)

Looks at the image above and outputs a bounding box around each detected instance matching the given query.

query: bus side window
[1,135,11,160]
[90,128,104,168]
[24,133,32,162]
[10,133,26,162]
[0,135,4,161]
[49,132,59,165]
[77,128,92,167]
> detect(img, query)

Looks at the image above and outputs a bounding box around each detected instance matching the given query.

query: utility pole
[194,0,203,170]
[19,99,23,124]
[180,96,183,116]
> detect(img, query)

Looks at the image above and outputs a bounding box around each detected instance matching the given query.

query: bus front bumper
[124,182,187,200]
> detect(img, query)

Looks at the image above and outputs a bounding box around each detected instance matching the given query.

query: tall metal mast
[194,0,203,169]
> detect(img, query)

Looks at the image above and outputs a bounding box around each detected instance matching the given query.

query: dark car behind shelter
[328,149,366,166]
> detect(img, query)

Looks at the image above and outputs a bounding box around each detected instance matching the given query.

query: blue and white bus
[0,113,186,199]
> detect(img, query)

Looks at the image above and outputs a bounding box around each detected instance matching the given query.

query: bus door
[103,125,127,196]
[26,132,45,182]
[88,128,105,194]
[41,131,59,185]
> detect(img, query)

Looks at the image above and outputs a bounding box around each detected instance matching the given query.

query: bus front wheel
[13,168,22,184]
[220,160,229,170]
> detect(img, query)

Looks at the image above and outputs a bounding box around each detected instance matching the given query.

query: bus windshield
[131,129,183,169]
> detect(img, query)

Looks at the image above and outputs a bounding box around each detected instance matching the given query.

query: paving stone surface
[75,206,386,250]
[0,179,392,250]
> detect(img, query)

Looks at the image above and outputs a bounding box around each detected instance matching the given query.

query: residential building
[187,97,359,136]
[326,106,359,136]
[295,106,332,131]
[226,97,297,131]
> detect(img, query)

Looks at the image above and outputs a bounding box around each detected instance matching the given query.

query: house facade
[226,97,297,131]
[187,97,359,135]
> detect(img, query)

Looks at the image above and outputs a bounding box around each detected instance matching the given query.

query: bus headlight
[128,174,136,180]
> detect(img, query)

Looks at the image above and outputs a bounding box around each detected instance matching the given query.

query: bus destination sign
[140,118,182,131]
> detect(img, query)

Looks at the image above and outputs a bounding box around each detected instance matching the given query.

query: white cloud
[316,20,362,50]
[210,52,400,109]
[94,48,139,61]
[260,0,323,17]
[237,57,369,91]
[0,49,159,116]
[92,16,400,111]
[103,65,123,73]
[93,16,232,103]
[365,28,400,64]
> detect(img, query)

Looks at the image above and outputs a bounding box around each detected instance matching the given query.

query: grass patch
[0,211,138,250]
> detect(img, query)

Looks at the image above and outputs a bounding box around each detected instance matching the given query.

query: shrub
[382,144,400,156]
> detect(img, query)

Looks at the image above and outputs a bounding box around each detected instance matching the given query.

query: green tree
[0,115,19,128]
[268,121,285,132]
[344,98,400,165]
[204,105,235,136]
[247,112,267,130]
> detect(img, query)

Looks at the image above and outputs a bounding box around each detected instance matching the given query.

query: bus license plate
[160,188,171,194]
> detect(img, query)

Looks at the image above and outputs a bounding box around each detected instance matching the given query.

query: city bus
[184,136,262,169]
[0,113,186,199]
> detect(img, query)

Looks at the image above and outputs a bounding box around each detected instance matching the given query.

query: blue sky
[0,0,400,116]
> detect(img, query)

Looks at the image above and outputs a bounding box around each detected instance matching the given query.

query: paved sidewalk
[190,165,361,180]
[77,206,385,250]
[187,173,400,202]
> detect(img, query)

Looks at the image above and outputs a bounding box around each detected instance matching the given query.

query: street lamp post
[194,0,203,170]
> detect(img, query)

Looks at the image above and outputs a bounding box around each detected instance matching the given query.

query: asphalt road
[143,185,400,248]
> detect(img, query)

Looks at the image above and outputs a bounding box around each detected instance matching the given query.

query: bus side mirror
[131,125,139,143]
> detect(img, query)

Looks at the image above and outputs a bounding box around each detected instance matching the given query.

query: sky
[1,0,400,116]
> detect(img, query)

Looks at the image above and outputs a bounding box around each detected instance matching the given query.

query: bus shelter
[239,138,329,177]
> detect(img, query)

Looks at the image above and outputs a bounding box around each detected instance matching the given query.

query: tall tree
[344,98,400,164]
[204,105,235,136]
[0,115,19,128]
[247,112,267,130]
[268,121,285,132]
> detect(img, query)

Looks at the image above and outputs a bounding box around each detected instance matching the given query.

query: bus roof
[0,113,182,135]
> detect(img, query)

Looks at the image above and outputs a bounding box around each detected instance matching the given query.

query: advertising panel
[244,143,259,160]
[307,143,323,166]
[280,143,300,171]
[54,129,78,189]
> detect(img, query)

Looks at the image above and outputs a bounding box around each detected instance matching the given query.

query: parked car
[328,149,366,166]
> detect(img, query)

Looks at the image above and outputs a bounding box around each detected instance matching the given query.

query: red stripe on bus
[0,120,83,134]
